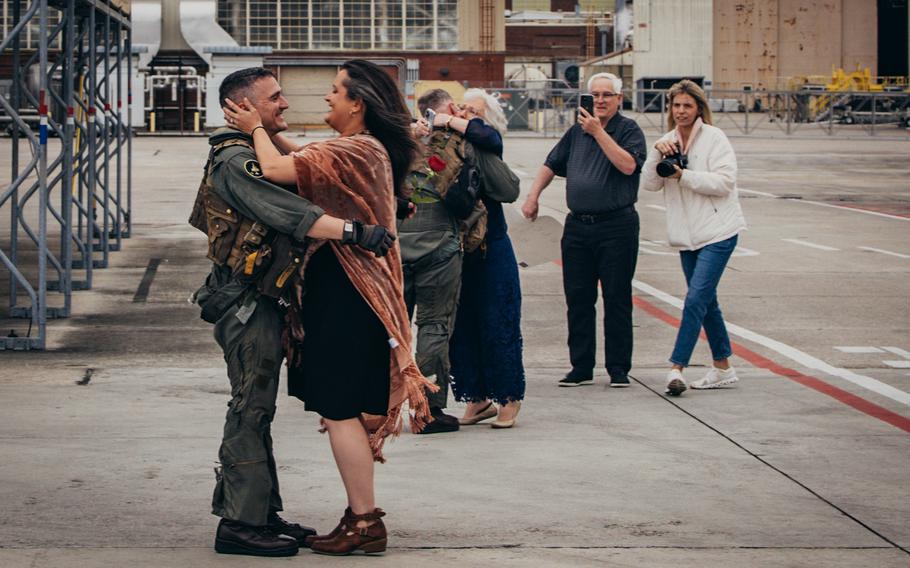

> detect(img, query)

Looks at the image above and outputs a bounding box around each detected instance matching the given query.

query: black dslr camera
[656,150,688,178]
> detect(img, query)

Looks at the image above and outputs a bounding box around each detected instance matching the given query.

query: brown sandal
[309,508,387,556]
[303,507,352,547]
[459,401,497,425]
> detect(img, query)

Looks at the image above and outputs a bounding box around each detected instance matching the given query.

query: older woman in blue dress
[448,89,526,428]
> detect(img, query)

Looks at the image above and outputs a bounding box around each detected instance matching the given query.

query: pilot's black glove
[342,219,396,257]
[396,196,416,220]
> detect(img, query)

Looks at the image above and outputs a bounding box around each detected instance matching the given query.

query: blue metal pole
[37,0,49,349]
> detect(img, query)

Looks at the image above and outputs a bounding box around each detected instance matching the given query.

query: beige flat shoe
[491,401,521,429]
[459,401,497,425]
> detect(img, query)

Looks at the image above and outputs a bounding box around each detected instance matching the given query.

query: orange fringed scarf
[287,134,437,462]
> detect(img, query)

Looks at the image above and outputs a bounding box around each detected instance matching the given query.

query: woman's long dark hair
[341,59,417,197]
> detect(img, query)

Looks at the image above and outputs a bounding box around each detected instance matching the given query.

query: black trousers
[560,209,639,378]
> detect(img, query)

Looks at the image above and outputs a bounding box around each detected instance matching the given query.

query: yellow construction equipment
[825,67,884,92]
[786,67,910,121]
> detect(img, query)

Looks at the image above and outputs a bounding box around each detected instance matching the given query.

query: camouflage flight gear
[406,130,467,207]
[405,129,487,253]
[190,133,313,303]
[194,128,325,527]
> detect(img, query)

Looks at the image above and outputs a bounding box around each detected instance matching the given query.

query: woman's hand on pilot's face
[223,97,263,134]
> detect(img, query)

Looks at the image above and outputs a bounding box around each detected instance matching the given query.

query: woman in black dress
[224,60,430,556]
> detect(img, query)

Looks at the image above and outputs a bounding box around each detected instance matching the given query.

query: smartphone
[579,94,595,116]
[424,108,436,134]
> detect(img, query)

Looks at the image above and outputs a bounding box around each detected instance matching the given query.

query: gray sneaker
[691,367,739,389]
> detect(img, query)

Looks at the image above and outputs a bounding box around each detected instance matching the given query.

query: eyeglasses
[590,92,620,100]
[457,104,479,117]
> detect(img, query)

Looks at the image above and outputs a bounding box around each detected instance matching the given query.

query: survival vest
[189,138,304,299]
[405,129,487,252]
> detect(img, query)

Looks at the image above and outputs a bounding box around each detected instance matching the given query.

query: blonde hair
[666,80,713,130]
[463,88,508,134]
[586,72,622,94]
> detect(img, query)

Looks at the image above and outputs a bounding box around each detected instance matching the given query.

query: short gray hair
[586,72,622,94]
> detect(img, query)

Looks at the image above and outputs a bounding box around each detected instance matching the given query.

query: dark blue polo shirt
[543,112,647,215]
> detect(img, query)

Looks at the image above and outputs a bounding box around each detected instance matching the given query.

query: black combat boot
[214,518,299,557]
[267,512,317,547]
[417,407,460,434]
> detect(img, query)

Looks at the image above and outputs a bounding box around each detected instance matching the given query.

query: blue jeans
[669,235,737,367]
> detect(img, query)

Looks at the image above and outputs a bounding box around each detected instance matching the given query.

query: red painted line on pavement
[632,295,910,434]
[549,259,910,432]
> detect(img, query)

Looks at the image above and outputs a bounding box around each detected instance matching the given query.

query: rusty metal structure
[1,0,133,350]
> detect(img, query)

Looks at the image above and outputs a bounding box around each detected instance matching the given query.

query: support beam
[0,0,132,351]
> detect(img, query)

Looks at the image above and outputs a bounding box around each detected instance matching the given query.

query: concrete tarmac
[1,129,909,567]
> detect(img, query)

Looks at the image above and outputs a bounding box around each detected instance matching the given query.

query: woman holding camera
[640,80,747,396]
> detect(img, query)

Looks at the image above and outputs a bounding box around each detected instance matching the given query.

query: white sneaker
[665,369,687,396]
[691,366,739,389]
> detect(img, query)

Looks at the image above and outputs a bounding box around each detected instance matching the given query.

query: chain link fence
[494,87,910,139]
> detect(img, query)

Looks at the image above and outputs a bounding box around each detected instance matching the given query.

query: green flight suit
[200,128,324,527]
[399,134,486,410]
[399,201,463,410]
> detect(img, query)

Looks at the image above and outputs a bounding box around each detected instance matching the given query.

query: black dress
[288,245,390,420]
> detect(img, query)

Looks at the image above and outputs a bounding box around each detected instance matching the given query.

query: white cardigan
[640,120,747,250]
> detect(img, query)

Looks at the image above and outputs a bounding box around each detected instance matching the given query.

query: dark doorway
[878,0,908,77]
[146,52,207,133]
[635,76,705,112]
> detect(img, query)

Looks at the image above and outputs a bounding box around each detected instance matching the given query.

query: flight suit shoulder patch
[243,159,264,178]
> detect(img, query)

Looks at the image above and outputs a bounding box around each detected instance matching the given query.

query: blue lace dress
[450,120,526,404]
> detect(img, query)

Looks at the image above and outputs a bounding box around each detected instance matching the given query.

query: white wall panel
[279,66,340,127]
[632,0,712,85]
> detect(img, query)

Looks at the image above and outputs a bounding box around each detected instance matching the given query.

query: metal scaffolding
[1,0,132,350]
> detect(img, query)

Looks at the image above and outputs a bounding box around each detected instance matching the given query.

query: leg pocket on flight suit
[416,322,449,382]
[416,239,462,380]
[226,337,280,415]
[225,342,255,415]
[434,237,464,319]
[420,238,462,311]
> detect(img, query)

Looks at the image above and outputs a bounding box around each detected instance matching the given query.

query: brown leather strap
[348,508,386,522]
[206,138,253,180]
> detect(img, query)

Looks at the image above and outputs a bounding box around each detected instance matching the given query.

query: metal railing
[1,0,132,350]
[494,86,910,138]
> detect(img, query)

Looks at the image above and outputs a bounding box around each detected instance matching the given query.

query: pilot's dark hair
[219,67,276,105]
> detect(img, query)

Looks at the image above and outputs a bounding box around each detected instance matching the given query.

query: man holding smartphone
[522,72,647,389]
[579,92,595,120]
